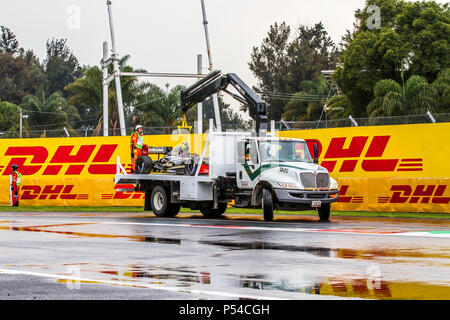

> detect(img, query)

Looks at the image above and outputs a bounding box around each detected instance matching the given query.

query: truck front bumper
[274,188,339,205]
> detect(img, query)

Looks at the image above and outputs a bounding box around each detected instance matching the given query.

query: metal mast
[101,1,208,137]
[200,0,221,132]
[102,41,109,136]
[106,0,126,136]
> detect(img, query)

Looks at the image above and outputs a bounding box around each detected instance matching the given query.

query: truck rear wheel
[151,186,175,217]
[318,203,331,221]
[136,156,153,174]
[200,203,227,218]
[262,188,274,222]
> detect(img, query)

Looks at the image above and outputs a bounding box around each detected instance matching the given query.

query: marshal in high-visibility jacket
[9,164,21,207]
[130,125,145,173]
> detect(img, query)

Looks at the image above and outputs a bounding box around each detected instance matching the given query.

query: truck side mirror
[313,143,319,164]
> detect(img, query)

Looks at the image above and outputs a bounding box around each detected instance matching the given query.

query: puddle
[3,221,448,262]
[80,264,450,299]
[199,240,450,262]
[3,220,449,299]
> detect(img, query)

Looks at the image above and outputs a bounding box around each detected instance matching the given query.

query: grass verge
[0,206,448,219]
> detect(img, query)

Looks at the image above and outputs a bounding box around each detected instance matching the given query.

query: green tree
[0,27,46,104]
[432,68,450,113]
[43,38,82,98]
[65,55,147,135]
[188,94,249,130]
[65,66,103,129]
[367,75,441,117]
[249,22,292,121]
[281,78,331,124]
[0,99,25,138]
[249,21,338,121]
[21,93,80,137]
[133,83,184,128]
[325,95,351,119]
[0,26,19,54]
[335,0,449,117]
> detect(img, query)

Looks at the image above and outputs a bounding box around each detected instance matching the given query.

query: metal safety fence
[1,113,449,139]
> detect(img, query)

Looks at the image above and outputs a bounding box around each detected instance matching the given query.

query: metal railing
[276,113,450,130]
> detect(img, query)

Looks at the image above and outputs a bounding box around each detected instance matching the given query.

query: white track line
[2,218,449,238]
[99,221,450,238]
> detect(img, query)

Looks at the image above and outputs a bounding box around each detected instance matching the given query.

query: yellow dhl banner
[0,123,449,213]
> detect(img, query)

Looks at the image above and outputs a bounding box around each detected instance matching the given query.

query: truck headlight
[330,179,338,190]
[278,182,298,189]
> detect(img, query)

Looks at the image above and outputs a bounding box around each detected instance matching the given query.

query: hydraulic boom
[181,70,268,134]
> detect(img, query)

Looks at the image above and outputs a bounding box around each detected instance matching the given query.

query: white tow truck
[114,71,339,221]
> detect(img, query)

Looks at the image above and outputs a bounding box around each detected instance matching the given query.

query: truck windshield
[259,140,313,163]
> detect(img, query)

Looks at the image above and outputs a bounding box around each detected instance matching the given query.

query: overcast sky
[0,0,447,116]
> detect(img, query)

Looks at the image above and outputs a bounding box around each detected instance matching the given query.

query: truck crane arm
[180,70,268,133]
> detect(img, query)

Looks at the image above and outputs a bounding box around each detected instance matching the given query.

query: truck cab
[234,137,339,221]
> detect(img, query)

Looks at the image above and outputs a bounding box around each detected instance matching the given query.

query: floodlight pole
[200,0,222,132]
[19,108,23,138]
[106,0,126,136]
[102,1,209,137]
[197,54,203,134]
[102,41,110,136]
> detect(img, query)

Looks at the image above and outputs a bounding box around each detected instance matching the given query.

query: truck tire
[200,203,227,218]
[136,156,153,174]
[262,188,274,222]
[151,186,171,217]
[318,203,331,221]
[166,203,181,217]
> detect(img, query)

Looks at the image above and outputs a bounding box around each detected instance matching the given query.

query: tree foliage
[133,83,184,128]
[65,55,147,134]
[249,21,338,121]
[335,0,450,117]
[281,78,331,124]
[367,69,450,117]
[0,99,24,137]
[21,93,80,137]
[0,26,19,54]
[187,94,249,130]
[0,26,46,105]
[44,38,82,98]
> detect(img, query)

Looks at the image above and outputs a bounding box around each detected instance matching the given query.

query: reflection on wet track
[0,212,449,300]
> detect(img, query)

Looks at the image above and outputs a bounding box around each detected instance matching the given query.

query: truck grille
[300,172,330,189]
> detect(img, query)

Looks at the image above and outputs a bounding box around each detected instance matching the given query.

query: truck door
[236,139,260,189]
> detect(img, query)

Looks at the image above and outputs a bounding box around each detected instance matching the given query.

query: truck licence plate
[311,201,322,208]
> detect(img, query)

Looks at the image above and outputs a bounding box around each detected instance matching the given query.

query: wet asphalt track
[0,211,449,300]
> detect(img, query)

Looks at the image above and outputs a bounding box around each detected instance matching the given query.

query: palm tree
[367,75,440,118]
[133,83,184,129]
[0,99,26,137]
[325,95,351,119]
[431,68,450,113]
[21,92,80,137]
[65,66,102,129]
[65,55,148,136]
[281,78,331,126]
[367,79,404,117]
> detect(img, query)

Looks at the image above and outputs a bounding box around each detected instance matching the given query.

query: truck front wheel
[318,204,331,221]
[262,188,274,222]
